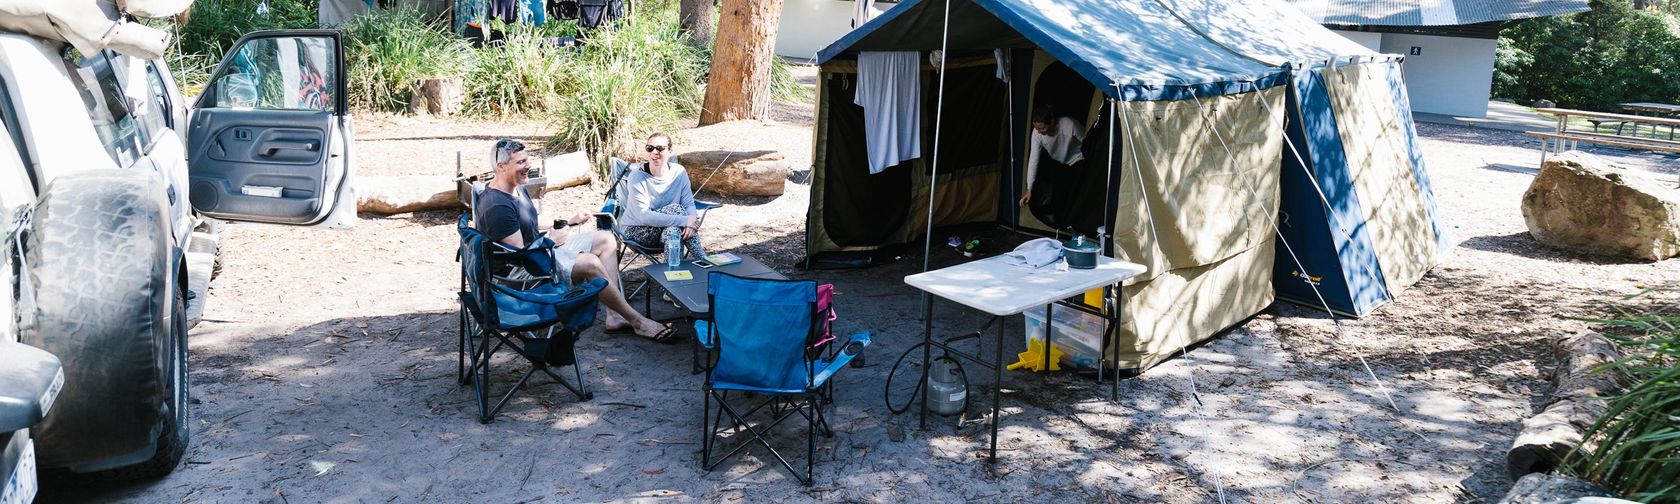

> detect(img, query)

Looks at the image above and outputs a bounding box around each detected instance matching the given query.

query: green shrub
[159,0,316,95]
[343,8,472,112]
[461,22,573,116]
[544,3,710,172]
[1566,289,1680,502]
[1495,0,1680,110]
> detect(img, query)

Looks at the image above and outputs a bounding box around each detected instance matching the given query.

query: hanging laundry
[489,0,519,23]
[851,0,875,28]
[854,51,921,174]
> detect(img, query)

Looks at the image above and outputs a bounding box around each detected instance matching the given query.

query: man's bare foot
[632,318,678,343]
[602,313,631,332]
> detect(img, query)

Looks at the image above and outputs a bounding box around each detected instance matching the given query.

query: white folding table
[904,255,1146,462]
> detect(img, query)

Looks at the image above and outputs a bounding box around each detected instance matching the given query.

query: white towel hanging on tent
[855,51,922,174]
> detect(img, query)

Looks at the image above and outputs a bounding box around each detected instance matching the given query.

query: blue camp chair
[457,213,606,423]
[598,158,721,303]
[694,273,871,485]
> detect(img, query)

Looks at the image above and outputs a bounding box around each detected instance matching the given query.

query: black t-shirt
[475,187,538,245]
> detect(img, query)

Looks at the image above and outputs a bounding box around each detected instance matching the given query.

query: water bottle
[663,226,681,268]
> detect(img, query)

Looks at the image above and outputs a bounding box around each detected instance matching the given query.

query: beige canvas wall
[1107,87,1287,371]
[1320,63,1439,292]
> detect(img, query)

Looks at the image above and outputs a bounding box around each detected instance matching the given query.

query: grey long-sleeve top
[620,161,696,228]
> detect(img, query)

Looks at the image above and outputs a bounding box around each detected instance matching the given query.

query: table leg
[990,311,1003,463]
[1113,287,1125,401]
[1042,303,1054,371]
[918,296,934,430]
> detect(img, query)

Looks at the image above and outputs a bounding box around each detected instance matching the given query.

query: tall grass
[159,1,811,168]
[544,3,710,172]
[343,8,472,112]
[1567,287,1680,502]
[461,23,574,116]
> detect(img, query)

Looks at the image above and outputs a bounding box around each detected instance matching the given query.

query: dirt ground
[43,84,1680,502]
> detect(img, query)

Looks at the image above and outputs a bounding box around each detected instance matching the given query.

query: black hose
[882,340,972,416]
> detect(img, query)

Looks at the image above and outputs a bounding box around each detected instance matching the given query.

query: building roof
[1283,0,1590,26]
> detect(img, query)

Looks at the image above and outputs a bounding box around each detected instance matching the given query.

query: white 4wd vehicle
[1,19,354,486]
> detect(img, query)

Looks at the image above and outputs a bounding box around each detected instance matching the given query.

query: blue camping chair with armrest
[598,158,722,303]
[693,273,871,486]
[457,213,606,423]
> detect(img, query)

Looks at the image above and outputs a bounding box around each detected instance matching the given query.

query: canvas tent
[808,0,1448,370]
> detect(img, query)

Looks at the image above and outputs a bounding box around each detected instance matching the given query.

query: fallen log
[1498,473,1625,504]
[1507,332,1622,480]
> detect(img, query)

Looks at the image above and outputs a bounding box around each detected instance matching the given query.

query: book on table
[702,252,742,266]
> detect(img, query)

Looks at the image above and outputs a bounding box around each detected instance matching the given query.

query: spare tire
[19,169,187,479]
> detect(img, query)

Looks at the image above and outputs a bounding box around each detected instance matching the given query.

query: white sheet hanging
[855,51,922,174]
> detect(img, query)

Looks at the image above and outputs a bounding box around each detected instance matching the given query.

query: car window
[209,36,337,112]
[60,50,142,167]
[138,60,173,138]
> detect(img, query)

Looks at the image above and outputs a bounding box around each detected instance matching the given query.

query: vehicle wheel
[20,170,186,479]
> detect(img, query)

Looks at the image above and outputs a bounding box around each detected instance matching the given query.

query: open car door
[186,30,354,229]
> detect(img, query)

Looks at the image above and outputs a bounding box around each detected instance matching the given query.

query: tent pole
[919,0,951,278]
[1007,68,1019,237]
[915,0,952,434]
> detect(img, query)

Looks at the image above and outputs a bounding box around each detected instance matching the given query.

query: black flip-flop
[642,325,685,345]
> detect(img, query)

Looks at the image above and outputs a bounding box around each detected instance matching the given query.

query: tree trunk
[699,0,783,126]
[679,0,715,46]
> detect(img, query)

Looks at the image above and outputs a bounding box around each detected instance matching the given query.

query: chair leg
[701,387,714,470]
[485,366,541,423]
[806,395,816,486]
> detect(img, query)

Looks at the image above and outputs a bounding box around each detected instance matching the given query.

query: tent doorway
[1022,61,1110,237]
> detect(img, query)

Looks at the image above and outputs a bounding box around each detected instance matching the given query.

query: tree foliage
[1495,0,1680,111]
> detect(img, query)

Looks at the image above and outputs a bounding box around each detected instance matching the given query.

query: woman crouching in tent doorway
[1018,105,1086,227]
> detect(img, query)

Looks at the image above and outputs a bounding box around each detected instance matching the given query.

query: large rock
[1522,152,1680,261]
[678,150,789,197]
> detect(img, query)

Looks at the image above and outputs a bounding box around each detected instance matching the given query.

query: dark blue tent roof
[820,0,1376,101]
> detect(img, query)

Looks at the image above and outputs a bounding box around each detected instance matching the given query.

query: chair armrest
[811,332,871,387]
[695,200,722,211]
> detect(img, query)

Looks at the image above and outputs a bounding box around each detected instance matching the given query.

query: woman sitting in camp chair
[619,132,706,260]
[1017,106,1087,225]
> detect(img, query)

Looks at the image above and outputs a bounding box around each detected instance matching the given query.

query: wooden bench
[1526,130,1680,165]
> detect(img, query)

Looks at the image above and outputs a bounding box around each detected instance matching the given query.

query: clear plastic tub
[1022,304,1106,370]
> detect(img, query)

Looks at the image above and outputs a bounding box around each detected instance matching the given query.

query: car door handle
[260,141,318,157]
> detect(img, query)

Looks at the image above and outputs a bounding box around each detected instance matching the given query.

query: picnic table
[1621,102,1680,118]
[1528,108,1680,164]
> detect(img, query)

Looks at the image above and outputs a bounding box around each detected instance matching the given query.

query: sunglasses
[645,145,669,153]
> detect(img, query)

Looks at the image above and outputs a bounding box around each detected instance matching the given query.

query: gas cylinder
[926,355,966,416]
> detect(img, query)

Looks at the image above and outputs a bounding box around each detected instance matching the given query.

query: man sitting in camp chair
[478,139,676,342]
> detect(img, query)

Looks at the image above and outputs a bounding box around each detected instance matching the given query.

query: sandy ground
[42,82,1680,502]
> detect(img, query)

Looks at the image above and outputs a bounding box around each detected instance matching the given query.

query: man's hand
[566,212,591,226]
[1018,189,1032,207]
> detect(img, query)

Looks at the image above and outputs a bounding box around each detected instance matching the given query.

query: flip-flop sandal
[642,325,685,345]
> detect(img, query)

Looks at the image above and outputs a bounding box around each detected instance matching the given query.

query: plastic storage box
[1022,304,1106,370]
